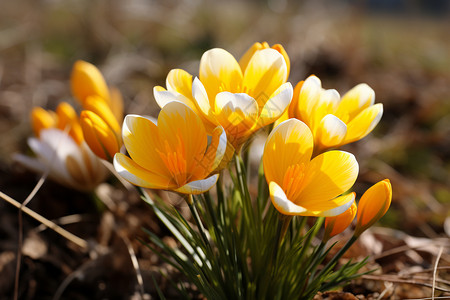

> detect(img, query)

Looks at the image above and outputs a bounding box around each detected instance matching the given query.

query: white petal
[318,194,355,217]
[192,77,212,116]
[269,181,308,215]
[153,88,191,109]
[317,114,347,147]
[258,82,293,127]
[210,127,227,171]
[215,92,258,117]
[175,174,219,194]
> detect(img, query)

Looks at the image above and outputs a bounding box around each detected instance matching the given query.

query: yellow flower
[354,179,392,236]
[71,60,124,159]
[15,103,108,191]
[113,102,227,194]
[323,200,357,242]
[79,96,122,161]
[154,45,292,151]
[279,75,383,153]
[263,119,358,216]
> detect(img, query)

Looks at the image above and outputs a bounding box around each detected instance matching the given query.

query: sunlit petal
[199,48,243,100]
[344,103,383,143]
[316,114,347,148]
[175,174,219,195]
[257,82,293,128]
[242,48,287,106]
[114,153,175,189]
[298,151,358,208]
[269,182,309,215]
[263,119,313,185]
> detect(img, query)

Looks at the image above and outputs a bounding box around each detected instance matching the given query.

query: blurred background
[0,0,449,299]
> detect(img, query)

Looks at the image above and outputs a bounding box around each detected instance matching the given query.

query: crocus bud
[80,110,120,161]
[354,179,392,237]
[70,60,110,105]
[323,199,357,242]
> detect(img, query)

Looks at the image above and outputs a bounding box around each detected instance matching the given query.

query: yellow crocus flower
[323,200,357,242]
[354,179,392,236]
[70,60,124,160]
[154,44,292,151]
[279,75,383,154]
[113,102,227,194]
[70,60,110,106]
[263,119,358,216]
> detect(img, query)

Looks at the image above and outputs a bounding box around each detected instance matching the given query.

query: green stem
[187,194,211,251]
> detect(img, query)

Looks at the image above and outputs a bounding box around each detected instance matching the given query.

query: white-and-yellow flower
[263,119,358,216]
[15,103,108,191]
[279,75,383,153]
[114,101,227,194]
[153,44,292,151]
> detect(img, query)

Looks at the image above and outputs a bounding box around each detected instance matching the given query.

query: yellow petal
[263,119,313,186]
[271,44,290,79]
[297,150,358,208]
[154,86,198,112]
[324,199,357,241]
[344,103,383,144]
[109,86,124,122]
[30,107,57,137]
[199,48,243,101]
[56,102,84,144]
[157,101,208,175]
[175,174,219,195]
[70,60,110,105]
[310,89,340,130]
[318,193,356,217]
[114,153,176,189]
[239,42,265,73]
[257,82,293,128]
[80,111,120,160]
[242,48,287,107]
[335,83,375,121]
[315,114,347,149]
[83,95,121,138]
[297,75,322,125]
[166,68,194,99]
[355,179,392,236]
[122,114,171,178]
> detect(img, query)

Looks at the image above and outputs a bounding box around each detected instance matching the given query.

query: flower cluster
[16,42,393,299]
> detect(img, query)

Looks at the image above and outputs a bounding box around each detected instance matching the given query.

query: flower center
[157,135,189,187]
[282,163,306,204]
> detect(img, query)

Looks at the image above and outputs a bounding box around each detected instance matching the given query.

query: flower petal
[316,114,347,148]
[157,101,208,174]
[242,48,287,107]
[297,75,322,124]
[335,83,375,120]
[315,192,355,217]
[122,114,170,178]
[114,153,176,189]
[263,119,313,185]
[154,86,199,113]
[298,150,358,208]
[199,48,243,100]
[174,174,219,194]
[166,68,193,99]
[269,181,308,215]
[70,60,110,105]
[257,82,293,128]
[344,103,383,144]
